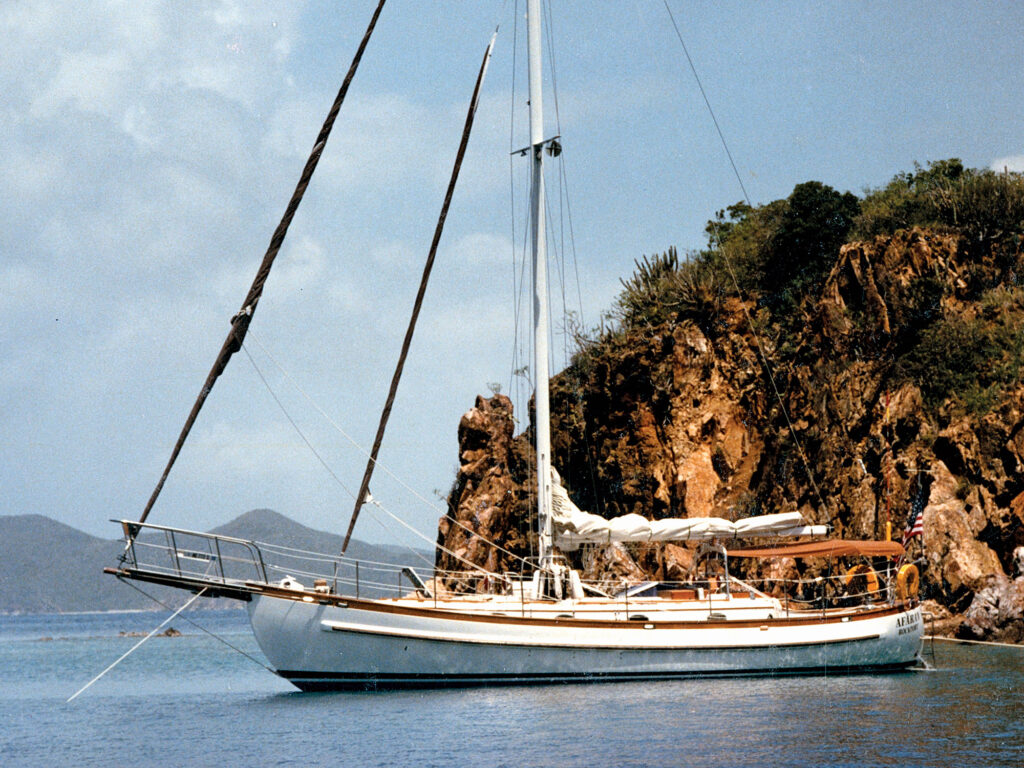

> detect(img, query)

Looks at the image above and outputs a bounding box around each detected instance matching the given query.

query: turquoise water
[1,609,1021,767]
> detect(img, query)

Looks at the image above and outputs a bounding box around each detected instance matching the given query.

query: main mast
[527,0,554,571]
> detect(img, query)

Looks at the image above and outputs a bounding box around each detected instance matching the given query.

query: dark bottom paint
[278,661,919,692]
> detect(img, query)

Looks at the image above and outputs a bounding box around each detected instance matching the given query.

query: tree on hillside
[767,181,860,295]
[703,181,859,307]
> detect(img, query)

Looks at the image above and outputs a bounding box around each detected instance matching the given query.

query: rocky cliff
[437,165,1024,642]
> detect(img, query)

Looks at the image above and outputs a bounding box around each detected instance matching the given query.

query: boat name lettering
[896,611,920,635]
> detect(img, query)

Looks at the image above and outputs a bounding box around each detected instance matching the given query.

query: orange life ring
[897,564,920,603]
[844,564,880,597]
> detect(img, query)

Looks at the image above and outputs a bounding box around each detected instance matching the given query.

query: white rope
[362,495,513,581]
[924,635,1024,649]
[245,331,437,509]
[241,340,431,567]
[241,342,357,500]
[66,588,207,702]
[246,334,526,575]
[119,579,274,672]
[253,539,423,570]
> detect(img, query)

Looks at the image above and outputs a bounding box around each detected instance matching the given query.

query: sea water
[1,609,1021,767]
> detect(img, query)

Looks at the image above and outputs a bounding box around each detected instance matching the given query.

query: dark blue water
[1,609,1021,767]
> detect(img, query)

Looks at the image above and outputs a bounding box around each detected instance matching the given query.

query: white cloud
[0,262,46,319]
[271,235,327,299]
[444,232,511,266]
[30,49,132,118]
[175,420,310,484]
[990,154,1024,173]
[367,239,418,269]
[312,93,445,193]
[141,414,352,531]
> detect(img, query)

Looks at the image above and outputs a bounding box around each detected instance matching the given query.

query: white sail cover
[550,470,827,550]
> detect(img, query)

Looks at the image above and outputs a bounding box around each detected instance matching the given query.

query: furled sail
[550,470,827,550]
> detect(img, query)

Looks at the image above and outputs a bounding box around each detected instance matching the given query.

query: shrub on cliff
[615,246,727,335]
[854,158,966,238]
[604,162,1022,412]
[616,247,681,329]
[855,159,1024,261]
[765,181,860,299]
[895,300,1024,414]
[704,182,859,309]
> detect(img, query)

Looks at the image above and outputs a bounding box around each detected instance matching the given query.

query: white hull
[247,593,924,691]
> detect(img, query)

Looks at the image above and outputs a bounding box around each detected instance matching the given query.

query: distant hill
[210,508,425,565]
[0,512,431,614]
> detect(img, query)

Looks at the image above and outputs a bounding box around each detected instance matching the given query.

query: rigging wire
[558,157,586,332]
[117,579,275,672]
[662,1,750,206]
[361,494,515,581]
[240,339,430,567]
[540,1,586,340]
[507,0,537,565]
[242,330,539,574]
[67,587,208,702]
[507,0,521,404]
[507,0,534,436]
[241,343,356,501]
[252,539,422,570]
[245,337,514,576]
[662,0,832,520]
[538,1,604,516]
[136,0,387,526]
[342,29,499,554]
[540,0,569,373]
[498,0,606,523]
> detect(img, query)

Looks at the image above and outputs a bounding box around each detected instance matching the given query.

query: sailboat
[107,0,924,690]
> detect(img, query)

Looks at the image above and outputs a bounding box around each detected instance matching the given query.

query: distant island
[0,509,429,614]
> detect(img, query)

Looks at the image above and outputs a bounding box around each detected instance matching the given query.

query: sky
[3,1,1023,552]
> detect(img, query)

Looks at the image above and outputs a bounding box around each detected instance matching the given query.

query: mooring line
[67,588,207,703]
[119,578,275,673]
[924,635,1024,649]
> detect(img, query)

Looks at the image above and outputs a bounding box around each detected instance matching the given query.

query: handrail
[112,519,427,599]
[116,519,283,588]
[112,520,902,609]
[118,519,265,549]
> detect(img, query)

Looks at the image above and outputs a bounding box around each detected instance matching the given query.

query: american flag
[901,505,924,546]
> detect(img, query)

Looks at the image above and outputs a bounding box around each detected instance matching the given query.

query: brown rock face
[959,549,1024,643]
[434,394,534,585]
[436,229,1024,639]
[923,461,1004,608]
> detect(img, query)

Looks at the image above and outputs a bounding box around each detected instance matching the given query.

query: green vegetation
[895,286,1024,414]
[610,179,860,349]
[853,158,967,239]
[614,246,726,335]
[584,160,1024,417]
[854,159,1024,259]
[704,181,859,302]
[895,316,1021,413]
